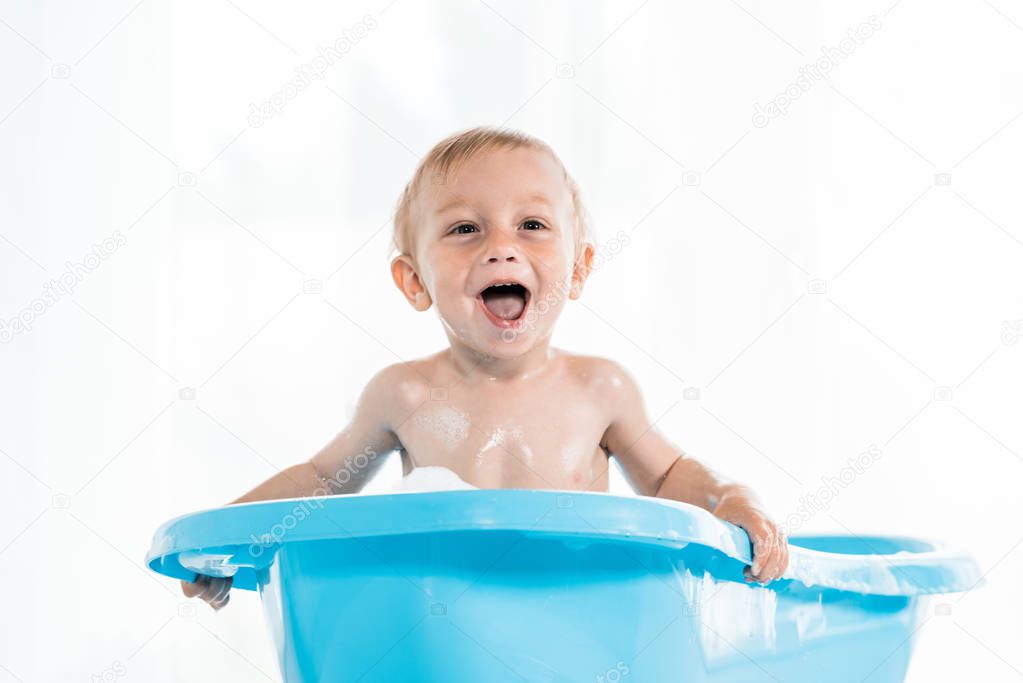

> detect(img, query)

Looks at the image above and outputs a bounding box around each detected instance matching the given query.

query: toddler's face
[395,146,591,358]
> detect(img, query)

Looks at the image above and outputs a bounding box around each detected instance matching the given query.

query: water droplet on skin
[475,424,533,467]
[476,430,504,464]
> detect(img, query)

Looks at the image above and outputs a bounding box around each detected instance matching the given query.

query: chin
[476,333,536,358]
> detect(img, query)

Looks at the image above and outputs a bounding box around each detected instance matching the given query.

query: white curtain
[1,1,1020,680]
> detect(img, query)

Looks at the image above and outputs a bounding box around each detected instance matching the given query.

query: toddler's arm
[597,360,789,584]
[230,365,404,504]
[181,364,405,609]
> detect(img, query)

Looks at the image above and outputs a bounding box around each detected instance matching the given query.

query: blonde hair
[389,125,594,267]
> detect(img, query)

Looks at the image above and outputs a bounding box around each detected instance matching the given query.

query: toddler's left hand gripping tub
[146,490,981,682]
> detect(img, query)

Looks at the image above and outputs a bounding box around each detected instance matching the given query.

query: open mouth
[476,281,531,328]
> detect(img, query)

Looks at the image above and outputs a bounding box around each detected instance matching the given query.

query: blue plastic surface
[146,490,983,682]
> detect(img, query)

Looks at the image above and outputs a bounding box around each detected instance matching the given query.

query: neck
[446,337,555,383]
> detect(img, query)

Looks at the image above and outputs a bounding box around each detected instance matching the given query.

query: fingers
[744,523,789,585]
[209,586,231,610]
[207,577,232,610]
[774,530,790,578]
[180,577,204,598]
[746,522,772,580]
[180,575,233,610]
[759,538,784,583]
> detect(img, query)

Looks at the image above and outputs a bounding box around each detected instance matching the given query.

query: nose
[481,229,520,264]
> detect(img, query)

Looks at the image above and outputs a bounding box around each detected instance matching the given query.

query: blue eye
[522,220,546,231]
[451,224,478,235]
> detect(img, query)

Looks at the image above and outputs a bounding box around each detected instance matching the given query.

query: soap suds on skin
[476,430,504,462]
[475,424,530,466]
[412,407,470,452]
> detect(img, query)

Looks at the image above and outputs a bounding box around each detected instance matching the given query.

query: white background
[1,0,1021,681]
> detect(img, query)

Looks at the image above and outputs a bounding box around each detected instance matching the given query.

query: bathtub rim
[146,488,982,597]
[148,489,748,588]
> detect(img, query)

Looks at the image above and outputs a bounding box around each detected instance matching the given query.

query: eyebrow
[434,193,555,215]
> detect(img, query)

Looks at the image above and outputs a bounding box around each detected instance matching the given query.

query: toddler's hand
[712,497,789,584]
[180,574,232,610]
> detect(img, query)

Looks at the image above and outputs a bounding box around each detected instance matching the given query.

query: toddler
[182,126,790,610]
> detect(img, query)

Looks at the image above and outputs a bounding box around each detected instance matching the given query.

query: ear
[391,254,432,311]
[568,241,595,300]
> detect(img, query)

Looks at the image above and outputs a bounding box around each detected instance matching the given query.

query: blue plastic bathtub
[146,490,982,682]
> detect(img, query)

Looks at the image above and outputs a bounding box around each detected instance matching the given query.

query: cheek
[537,253,575,296]
[432,270,466,300]
[417,256,453,300]
[429,275,474,321]
[530,279,572,323]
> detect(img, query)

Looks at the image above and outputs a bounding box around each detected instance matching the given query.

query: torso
[388,348,612,491]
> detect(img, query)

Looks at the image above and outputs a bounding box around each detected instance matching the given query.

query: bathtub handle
[177,543,279,582]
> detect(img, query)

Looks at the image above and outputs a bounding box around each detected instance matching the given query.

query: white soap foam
[395,465,477,492]
[413,407,470,452]
[786,548,904,594]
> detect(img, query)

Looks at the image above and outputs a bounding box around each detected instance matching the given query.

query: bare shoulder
[364,355,437,410]
[555,351,647,454]
[558,351,638,393]
[557,351,643,417]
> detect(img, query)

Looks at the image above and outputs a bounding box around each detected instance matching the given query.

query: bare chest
[395,389,609,491]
